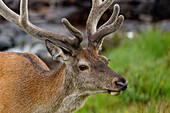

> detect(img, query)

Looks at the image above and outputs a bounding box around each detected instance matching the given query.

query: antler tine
[86,0,124,49]
[86,0,115,39]
[92,0,102,4]
[61,18,83,46]
[0,0,83,55]
[91,15,124,43]
[99,4,120,30]
[0,0,21,26]
[93,4,124,43]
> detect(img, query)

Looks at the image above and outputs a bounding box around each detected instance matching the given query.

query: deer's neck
[40,64,89,113]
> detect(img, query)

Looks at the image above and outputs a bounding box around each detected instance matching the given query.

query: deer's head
[0,0,128,95]
[45,2,128,95]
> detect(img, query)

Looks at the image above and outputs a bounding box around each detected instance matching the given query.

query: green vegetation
[76,29,170,113]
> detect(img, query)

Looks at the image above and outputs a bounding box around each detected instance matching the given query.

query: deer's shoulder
[0,52,50,71]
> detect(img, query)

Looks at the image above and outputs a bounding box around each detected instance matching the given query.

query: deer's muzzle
[108,76,128,95]
[115,80,128,91]
[114,76,128,91]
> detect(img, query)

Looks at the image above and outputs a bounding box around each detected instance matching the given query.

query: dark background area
[0,0,170,24]
[0,0,170,61]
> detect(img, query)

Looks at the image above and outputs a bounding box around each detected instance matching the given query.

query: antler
[0,0,83,55]
[86,0,124,49]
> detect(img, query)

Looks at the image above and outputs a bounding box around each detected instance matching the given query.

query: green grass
[76,29,170,113]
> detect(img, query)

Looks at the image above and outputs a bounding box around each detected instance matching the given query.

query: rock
[0,22,19,51]
[157,20,170,33]
[0,35,14,51]
[154,0,170,20]
[45,6,78,23]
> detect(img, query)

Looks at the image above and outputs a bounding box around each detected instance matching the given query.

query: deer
[0,0,128,113]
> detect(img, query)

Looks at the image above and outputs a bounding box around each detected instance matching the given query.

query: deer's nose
[115,81,128,91]
[114,77,128,91]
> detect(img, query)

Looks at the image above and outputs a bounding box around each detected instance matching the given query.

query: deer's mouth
[107,90,121,96]
[106,80,128,95]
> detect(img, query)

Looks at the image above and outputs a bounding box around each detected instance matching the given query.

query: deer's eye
[79,65,89,71]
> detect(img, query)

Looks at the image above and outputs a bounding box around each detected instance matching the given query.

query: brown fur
[0,52,65,113]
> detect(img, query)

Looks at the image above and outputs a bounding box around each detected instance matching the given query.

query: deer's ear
[45,40,71,61]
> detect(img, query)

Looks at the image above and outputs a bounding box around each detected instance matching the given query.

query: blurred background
[0,0,170,113]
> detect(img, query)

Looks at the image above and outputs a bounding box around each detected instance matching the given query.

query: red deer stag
[0,0,128,112]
